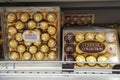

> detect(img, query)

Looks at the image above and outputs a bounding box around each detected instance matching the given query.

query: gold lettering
[96,43,99,47]
[81,43,104,47]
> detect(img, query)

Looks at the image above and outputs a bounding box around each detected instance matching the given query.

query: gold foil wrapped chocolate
[24,41,32,46]
[34,29,41,35]
[40,44,49,53]
[85,32,94,40]
[23,52,32,60]
[86,56,96,66]
[33,12,43,22]
[15,33,23,41]
[35,51,45,60]
[7,13,16,23]
[47,12,56,22]
[48,38,56,48]
[41,33,50,42]
[17,45,26,53]
[15,21,24,30]
[10,52,19,60]
[29,46,37,54]
[48,51,57,60]
[75,33,84,42]
[95,32,105,42]
[27,20,36,29]
[97,56,108,67]
[47,26,57,35]
[39,21,48,31]
[8,27,17,36]
[9,39,18,48]
[20,12,29,22]
[76,55,85,66]
[33,40,41,47]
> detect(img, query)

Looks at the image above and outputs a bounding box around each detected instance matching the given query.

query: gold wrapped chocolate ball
[9,39,18,48]
[97,56,108,67]
[20,12,29,22]
[29,46,37,54]
[8,27,17,36]
[86,56,96,66]
[40,44,49,53]
[33,12,43,22]
[34,29,41,35]
[75,33,84,42]
[28,20,36,29]
[95,32,105,42]
[10,52,19,60]
[41,33,50,42]
[35,51,45,60]
[7,13,16,23]
[47,12,56,22]
[39,21,48,31]
[15,33,23,41]
[24,41,32,46]
[48,38,56,48]
[48,51,57,60]
[17,45,26,53]
[33,40,41,47]
[47,26,57,35]
[15,21,24,30]
[85,32,94,40]
[76,55,85,66]
[23,52,32,60]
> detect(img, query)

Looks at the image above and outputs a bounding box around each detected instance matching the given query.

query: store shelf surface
[0,61,119,80]
[0,73,120,80]
[0,61,120,73]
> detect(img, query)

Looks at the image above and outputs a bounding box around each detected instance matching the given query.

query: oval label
[78,40,105,53]
[23,30,40,42]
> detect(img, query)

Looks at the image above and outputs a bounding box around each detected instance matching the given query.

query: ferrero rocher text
[79,41,105,53]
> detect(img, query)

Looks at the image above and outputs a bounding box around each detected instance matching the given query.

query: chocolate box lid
[63,26,117,32]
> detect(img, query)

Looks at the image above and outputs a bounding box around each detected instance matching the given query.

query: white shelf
[0,72,120,80]
[0,61,120,74]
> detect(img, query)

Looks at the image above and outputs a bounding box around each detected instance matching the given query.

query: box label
[23,30,40,42]
[79,40,105,53]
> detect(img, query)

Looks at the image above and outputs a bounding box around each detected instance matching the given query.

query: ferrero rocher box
[62,26,120,69]
[2,7,60,61]
[62,14,95,26]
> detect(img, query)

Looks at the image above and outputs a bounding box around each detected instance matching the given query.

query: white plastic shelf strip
[0,61,120,74]
[0,61,120,80]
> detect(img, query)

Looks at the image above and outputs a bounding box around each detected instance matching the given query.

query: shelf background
[0,1,120,24]
[0,0,120,2]
[0,1,120,7]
